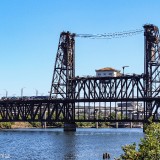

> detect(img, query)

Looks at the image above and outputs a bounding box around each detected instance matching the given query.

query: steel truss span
[0,24,160,124]
[0,98,159,122]
[73,76,144,100]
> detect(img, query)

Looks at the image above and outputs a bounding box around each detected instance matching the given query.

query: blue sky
[0,0,160,97]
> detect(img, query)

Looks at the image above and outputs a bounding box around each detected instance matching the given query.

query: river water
[0,128,143,160]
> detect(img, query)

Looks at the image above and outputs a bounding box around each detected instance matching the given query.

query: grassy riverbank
[0,122,41,129]
[0,121,110,129]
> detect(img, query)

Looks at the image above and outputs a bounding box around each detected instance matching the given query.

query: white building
[96,67,121,77]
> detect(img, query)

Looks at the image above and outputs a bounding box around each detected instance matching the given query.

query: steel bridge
[0,24,160,130]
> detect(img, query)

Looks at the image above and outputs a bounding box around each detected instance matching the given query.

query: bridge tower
[144,24,160,120]
[50,31,76,131]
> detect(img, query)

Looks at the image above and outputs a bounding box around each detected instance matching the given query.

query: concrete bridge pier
[64,122,76,131]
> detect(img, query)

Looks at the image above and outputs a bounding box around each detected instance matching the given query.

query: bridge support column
[130,122,133,128]
[42,109,47,128]
[95,109,99,129]
[130,112,133,128]
[42,122,46,128]
[116,122,118,128]
[64,122,76,131]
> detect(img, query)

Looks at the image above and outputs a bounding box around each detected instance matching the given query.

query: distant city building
[117,102,143,120]
[95,67,121,77]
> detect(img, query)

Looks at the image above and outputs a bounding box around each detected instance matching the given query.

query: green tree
[0,122,12,129]
[116,121,160,160]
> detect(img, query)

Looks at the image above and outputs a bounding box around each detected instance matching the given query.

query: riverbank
[11,122,33,129]
[0,121,109,129]
[0,121,142,129]
[0,122,41,129]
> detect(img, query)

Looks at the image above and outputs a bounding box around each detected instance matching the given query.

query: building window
[108,73,112,75]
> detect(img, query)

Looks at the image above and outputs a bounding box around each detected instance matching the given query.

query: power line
[75,29,143,39]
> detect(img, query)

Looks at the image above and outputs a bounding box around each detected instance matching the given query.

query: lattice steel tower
[50,32,76,130]
[50,31,75,99]
[144,24,160,118]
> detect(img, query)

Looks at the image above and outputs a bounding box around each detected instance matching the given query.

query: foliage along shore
[115,120,160,160]
[0,112,134,129]
[0,121,110,129]
[0,122,41,129]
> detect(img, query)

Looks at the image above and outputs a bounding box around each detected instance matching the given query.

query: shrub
[116,121,160,160]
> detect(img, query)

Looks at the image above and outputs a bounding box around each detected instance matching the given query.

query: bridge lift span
[49,24,160,130]
[0,24,160,131]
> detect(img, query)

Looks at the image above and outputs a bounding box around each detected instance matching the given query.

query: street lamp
[34,89,38,96]
[21,87,25,98]
[122,66,129,75]
[4,89,8,98]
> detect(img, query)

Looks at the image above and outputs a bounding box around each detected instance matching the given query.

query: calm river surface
[0,128,143,160]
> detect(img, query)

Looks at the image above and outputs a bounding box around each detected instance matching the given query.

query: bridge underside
[0,96,159,123]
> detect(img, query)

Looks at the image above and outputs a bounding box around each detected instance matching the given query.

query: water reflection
[60,132,77,160]
[0,128,143,160]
